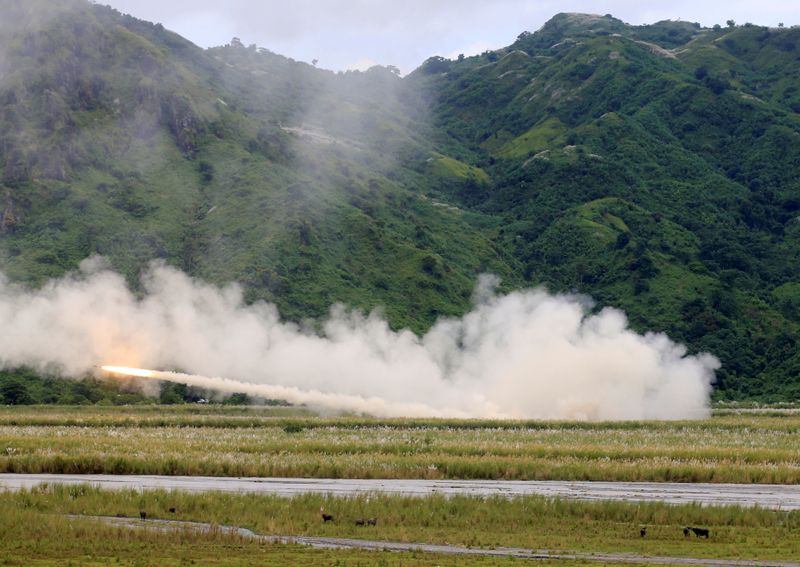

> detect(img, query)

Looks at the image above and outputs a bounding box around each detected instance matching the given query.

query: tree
[1,379,33,405]
[160,382,187,404]
[421,56,450,74]
[726,19,736,28]
[224,393,250,405]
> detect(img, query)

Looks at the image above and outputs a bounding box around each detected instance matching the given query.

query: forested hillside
[406,13,800,398]
[1,3,798,399]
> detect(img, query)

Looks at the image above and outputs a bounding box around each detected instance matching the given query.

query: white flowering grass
[0,407,798,482]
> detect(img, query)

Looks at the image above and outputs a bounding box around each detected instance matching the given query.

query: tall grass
[1,508,536,566]
[0,406,799,482]
[2,486,800,561]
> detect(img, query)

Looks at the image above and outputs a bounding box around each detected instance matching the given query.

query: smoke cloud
[0,257,718,419]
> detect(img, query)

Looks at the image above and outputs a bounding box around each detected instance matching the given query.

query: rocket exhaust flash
[100,365,157,378]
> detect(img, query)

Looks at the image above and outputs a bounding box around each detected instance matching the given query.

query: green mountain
[408,14,800,398]
[1,3,799,399]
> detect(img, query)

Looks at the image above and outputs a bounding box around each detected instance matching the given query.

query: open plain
[1,405,798,483]
[1,406,800,565]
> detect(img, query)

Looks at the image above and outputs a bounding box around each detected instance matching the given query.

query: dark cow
[366,517,377,526]
[640,526,646,538]
[689,526,710,538]
[355,519,365,526]
[139,511,147,520]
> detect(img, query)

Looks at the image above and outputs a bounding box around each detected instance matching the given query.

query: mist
[0,257,718,419]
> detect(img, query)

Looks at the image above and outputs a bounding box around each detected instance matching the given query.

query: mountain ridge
[1,1,799,400]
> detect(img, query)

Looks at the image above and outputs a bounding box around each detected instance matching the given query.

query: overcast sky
[104,1,797,74]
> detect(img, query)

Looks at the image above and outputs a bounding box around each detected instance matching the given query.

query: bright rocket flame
[98,364,481,417]
[101,365,156,378]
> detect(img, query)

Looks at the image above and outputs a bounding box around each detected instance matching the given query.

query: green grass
[2,486,799,563]
[427,153,491,184]
[496,117,566,158]
[1,509,539,567]
[1,406,799,482]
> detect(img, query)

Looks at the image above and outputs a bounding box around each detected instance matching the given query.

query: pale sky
[104,1,797,74]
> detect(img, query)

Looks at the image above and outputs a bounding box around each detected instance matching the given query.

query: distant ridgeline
[0,2,798,400]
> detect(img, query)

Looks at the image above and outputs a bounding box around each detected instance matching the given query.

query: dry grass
[2,486,799,562]
[0,406,798,482]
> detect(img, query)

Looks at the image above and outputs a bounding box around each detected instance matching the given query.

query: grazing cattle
[690,527,710,538]
[320,507,333,523]
[366,518,377,526]
[640,526,646,538]
[683,527,690,537]
[355,519,365,526]
[139,511,147,520]
[168,507,176,513]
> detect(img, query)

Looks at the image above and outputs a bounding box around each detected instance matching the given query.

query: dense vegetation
[1,3,799,399]
[0,367,260,405]
[409,14,800,400]
[2,406,799,483]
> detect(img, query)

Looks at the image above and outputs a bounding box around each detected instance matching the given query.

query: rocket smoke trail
[100,365,478,417]
[1,257,719,419]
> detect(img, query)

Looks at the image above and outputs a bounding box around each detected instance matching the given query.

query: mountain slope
[408,14,800,398]
[0,0,518,332]
[0,4,799,398]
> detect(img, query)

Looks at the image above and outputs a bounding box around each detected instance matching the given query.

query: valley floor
[2,406,798,564]
[2,487,799,565]
[61,514,800,567]
[1,405,799,483]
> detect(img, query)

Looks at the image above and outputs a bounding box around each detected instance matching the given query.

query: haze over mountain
[0,1,799,400]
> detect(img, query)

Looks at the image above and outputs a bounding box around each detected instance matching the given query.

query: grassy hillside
[0,4,799,399]
[408,14,800,399]
[0,0,518,334]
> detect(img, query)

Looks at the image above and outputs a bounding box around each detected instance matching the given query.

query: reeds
[1,407,799,482]
[2,486,799,562]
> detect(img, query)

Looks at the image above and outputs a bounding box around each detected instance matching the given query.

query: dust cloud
[0,257,718,419]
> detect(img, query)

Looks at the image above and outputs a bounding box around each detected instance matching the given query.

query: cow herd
[135,507,712,542]
[320,507,377,526]
[640,525,711,539]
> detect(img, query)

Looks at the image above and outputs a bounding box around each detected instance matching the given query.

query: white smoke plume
[0,257,718,419]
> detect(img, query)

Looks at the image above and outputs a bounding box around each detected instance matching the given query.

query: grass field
[2,485,799,564]
[0,405,798,482]
[1,509,540,567]
[2,405,799,565]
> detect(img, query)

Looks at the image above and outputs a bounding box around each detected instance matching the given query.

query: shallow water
[2,474,799,509]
